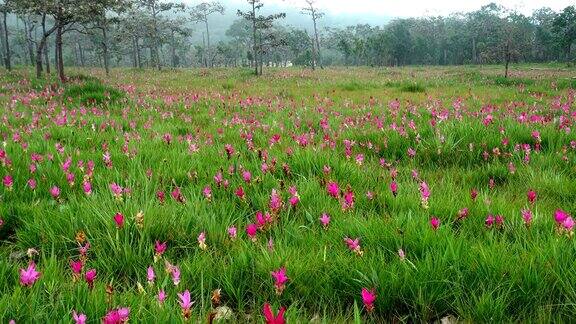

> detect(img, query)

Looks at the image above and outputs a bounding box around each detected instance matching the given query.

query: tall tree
[0,0,11,70]
[189,1,223,68]
[301,0,323,70]
[237,0,285,76]
[552,6,576,62]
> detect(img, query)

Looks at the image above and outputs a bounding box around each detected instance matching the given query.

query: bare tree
[301,0,324,69]
[189,1,223,68]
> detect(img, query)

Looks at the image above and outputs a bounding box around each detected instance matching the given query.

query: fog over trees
[1,0,575,77]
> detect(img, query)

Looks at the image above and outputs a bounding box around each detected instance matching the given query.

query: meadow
[1,64,576,323]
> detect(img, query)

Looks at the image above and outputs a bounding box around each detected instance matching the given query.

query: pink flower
[156,191,166,204]
[521,209,533,227]
[269,189,283,213]
[390,181,398,197]
[3,175,13,189]
[50,186,61,199]
[554,209,569,224]
[527,190,537,204]
[171,187,185,203]
[361,288,377,313]
[155,241,167,256]
[289,195,300,207]
[157,289,167,304]
[262,303,286,324]
[495,215,504,227]
[147,266,155,284]
[228,226,238,240]
[102,307,129,324]
[224,144,235,158]
[485,214,495,228]
[171,265,181,286]
[110,183,123,198]
[113,213,124,228]
[235,186,246,200]
[85,269,96,289]
[470,188,478,201]
[430,217,440,231]
[457,208,469,220]
[326,181,340,198]
[72,311,87,324]
[19,262,41,287]
[419,182,430,207]
[27,178,37,190]
[242,170,252,183]
[246,223,258,241]
[342,187,355,211]
[202,186,212,200]
[344,237,363,256]
[82,181,92,195]
[271,267,289,295]
[398,248,406,261]
[70,260,83,275]
[178,290,194,319]
[319,213,330,229]
[198,231,207,250]
[407,147,416,158]
[562,217,574,232]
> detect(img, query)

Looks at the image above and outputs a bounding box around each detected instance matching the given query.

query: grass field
[1,64,576,323]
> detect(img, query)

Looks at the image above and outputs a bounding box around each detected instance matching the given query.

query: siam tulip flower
[235,186,246,200]
[224,144,235,159]
[495,215,504,228]
[79,242,90,259]
[102,307,129,324]
[214,172,223,187]
[527,190,537,204]
[66,172,75,186]
[457,208,469,220]
[521,209,533,227]
[271,267,289,295]
[156,191,166,204]
[319,213,330,229]
[154,241,167,261]
[228,226,238,240]
[398,248,406,261]
[113,213,125,228]
[171,265,181,286]
[411,169,419,180]
[341,187,355,211]
[489,178,495,190]
[323,165,331,174]
[269,189,283,213]
[419,182,430,208]
[344,237,363,256]
[256,211,272,229]
[3,175,13,190]
[110,183,123,199]
[246,223,258,241]
[171,187,185,203]
[202,186,212,201]
[430,217,440,231]
[355,154,364,165]
[471,188,478,201]
[562,217,574,233]
[82,181,92,195]
[242,170,252,183]
[554,209,569,225]
[326,181,340,198]
[485,214,495,228]
[19,262,41,287]
[198,232,207,250]
[70,259,83,280]
[262,303,286,324]
[178,290,194,319]
[390,181,398,197]
[147,266,155,285]
[366,191,374,200]
[268,238,274,251]
[50,186,61,200]
[361,288,377,313]
[27,178,37,190]
[157,289,167,304]
[407,147,416,158]
[85,269,96,289]
[72,310,87,324]
[289,195,300,207]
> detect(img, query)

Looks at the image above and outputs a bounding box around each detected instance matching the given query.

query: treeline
[0,0,575,79]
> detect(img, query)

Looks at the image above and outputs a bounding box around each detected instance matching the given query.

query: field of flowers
[1,65,576,323]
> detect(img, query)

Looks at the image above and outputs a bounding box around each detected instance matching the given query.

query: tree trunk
[0,13,5,69]
[204,17,211,68]
[251,2,258,76]
[102,24,110,76]
[171,29,177,68]
[42,20,50,74]
[312,14,322,69]
[78,43,85,67]
[504,42,511,78]
[472,37,477,64]
[56,24,65,82]
[2,10,10,70]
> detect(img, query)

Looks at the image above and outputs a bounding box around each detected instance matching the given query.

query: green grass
[0,64,576,322]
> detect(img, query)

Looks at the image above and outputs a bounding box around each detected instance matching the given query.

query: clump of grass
[338,81,371,91]
[400,82,426,93]
[492,76,535,87]
[222,80,235,90]
[63,79,124,106]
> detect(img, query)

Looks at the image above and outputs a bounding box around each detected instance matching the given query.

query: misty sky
[188,0,574,17]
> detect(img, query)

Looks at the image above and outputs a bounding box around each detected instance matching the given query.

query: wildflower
[102,307,129,324]
[147,266,155,285]
[171,265,181,286]
[178,290,194,319]
[228,226,237,240]
[554,209,569,225]
[242,170,252,183]
[246,223,258,241]
[563,217,574,233]
[203,186,212,201]
[3,175,13,190]
[527,190,537,204]
[319,213,330,229]
[271,267,289,295]
[198,232,207,250]
[457,208,469,220]
[70,259,83,281]
[113,213,124,228]
[19,262,41,287]
[407,147,416,158]
[495,215,504,228]
[268,238,274,251]
[85,269,96,289]
[419,182,430,208]
[171,187,185,203]
[156,191,166,204]
[430,217,440,231]
[235,186,246,200]
[326,181,340,198]
[269,189,283,213]
[398,248,406,261]
[154,241,167,262]
[110,183,123,199]
[256,211,272,229]
[471,188,478,201]
[361,288,377,313]
[262,303,285,324]
[390,181,398,197]
[157,289,167,304]
[28,178,37,190]
[224,144,235,159]
[72,311,87,324]
[82,181,92,195]
[485,214,495,228]
[50,186,61,200]
[521,209,533,227]
[342,187,355,211]
[344,237,363,256]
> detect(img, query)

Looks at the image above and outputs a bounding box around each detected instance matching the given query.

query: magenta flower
[246,223,258,241]
[171,265,181,286]
[198,231,207,250]
[155,241,167,256]
[470,188,478,201]
[235,186,246,200]
[72,311,87,324]
[157,289,167,304]
[419,182,430,208]
[271,267,289,295]
[147,266,155,284]
[390,181,398,197]
[113,213,124,228]
[344,237,363,256]
[326,181,340,198]
[27,178,37,190]
[562,217,575,232]
[527,190,537,204]
[50,186,61,199]
[554,209,569,224]
[485,214,495,228]
[342,188,355,211]
[3,175,13,190]
[263,303,286,324]
[82,181,92,195]
[269,189,283,212]
[85,269,96,289]
[178,290,194,319]
[242,170,252,183]
[430,217,440,231]
[521,209,533,227]
[228,226,238,240]
[70,259,83,275]
[319,213,330,229]
[361,288,377,313]
[398,248,406,261]
[202,186,212,200]
[19,262,41,287]
[110,182,123,199]
[102,307,129,324]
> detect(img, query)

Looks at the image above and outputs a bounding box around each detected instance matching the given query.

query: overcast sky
[209,0,574,17]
